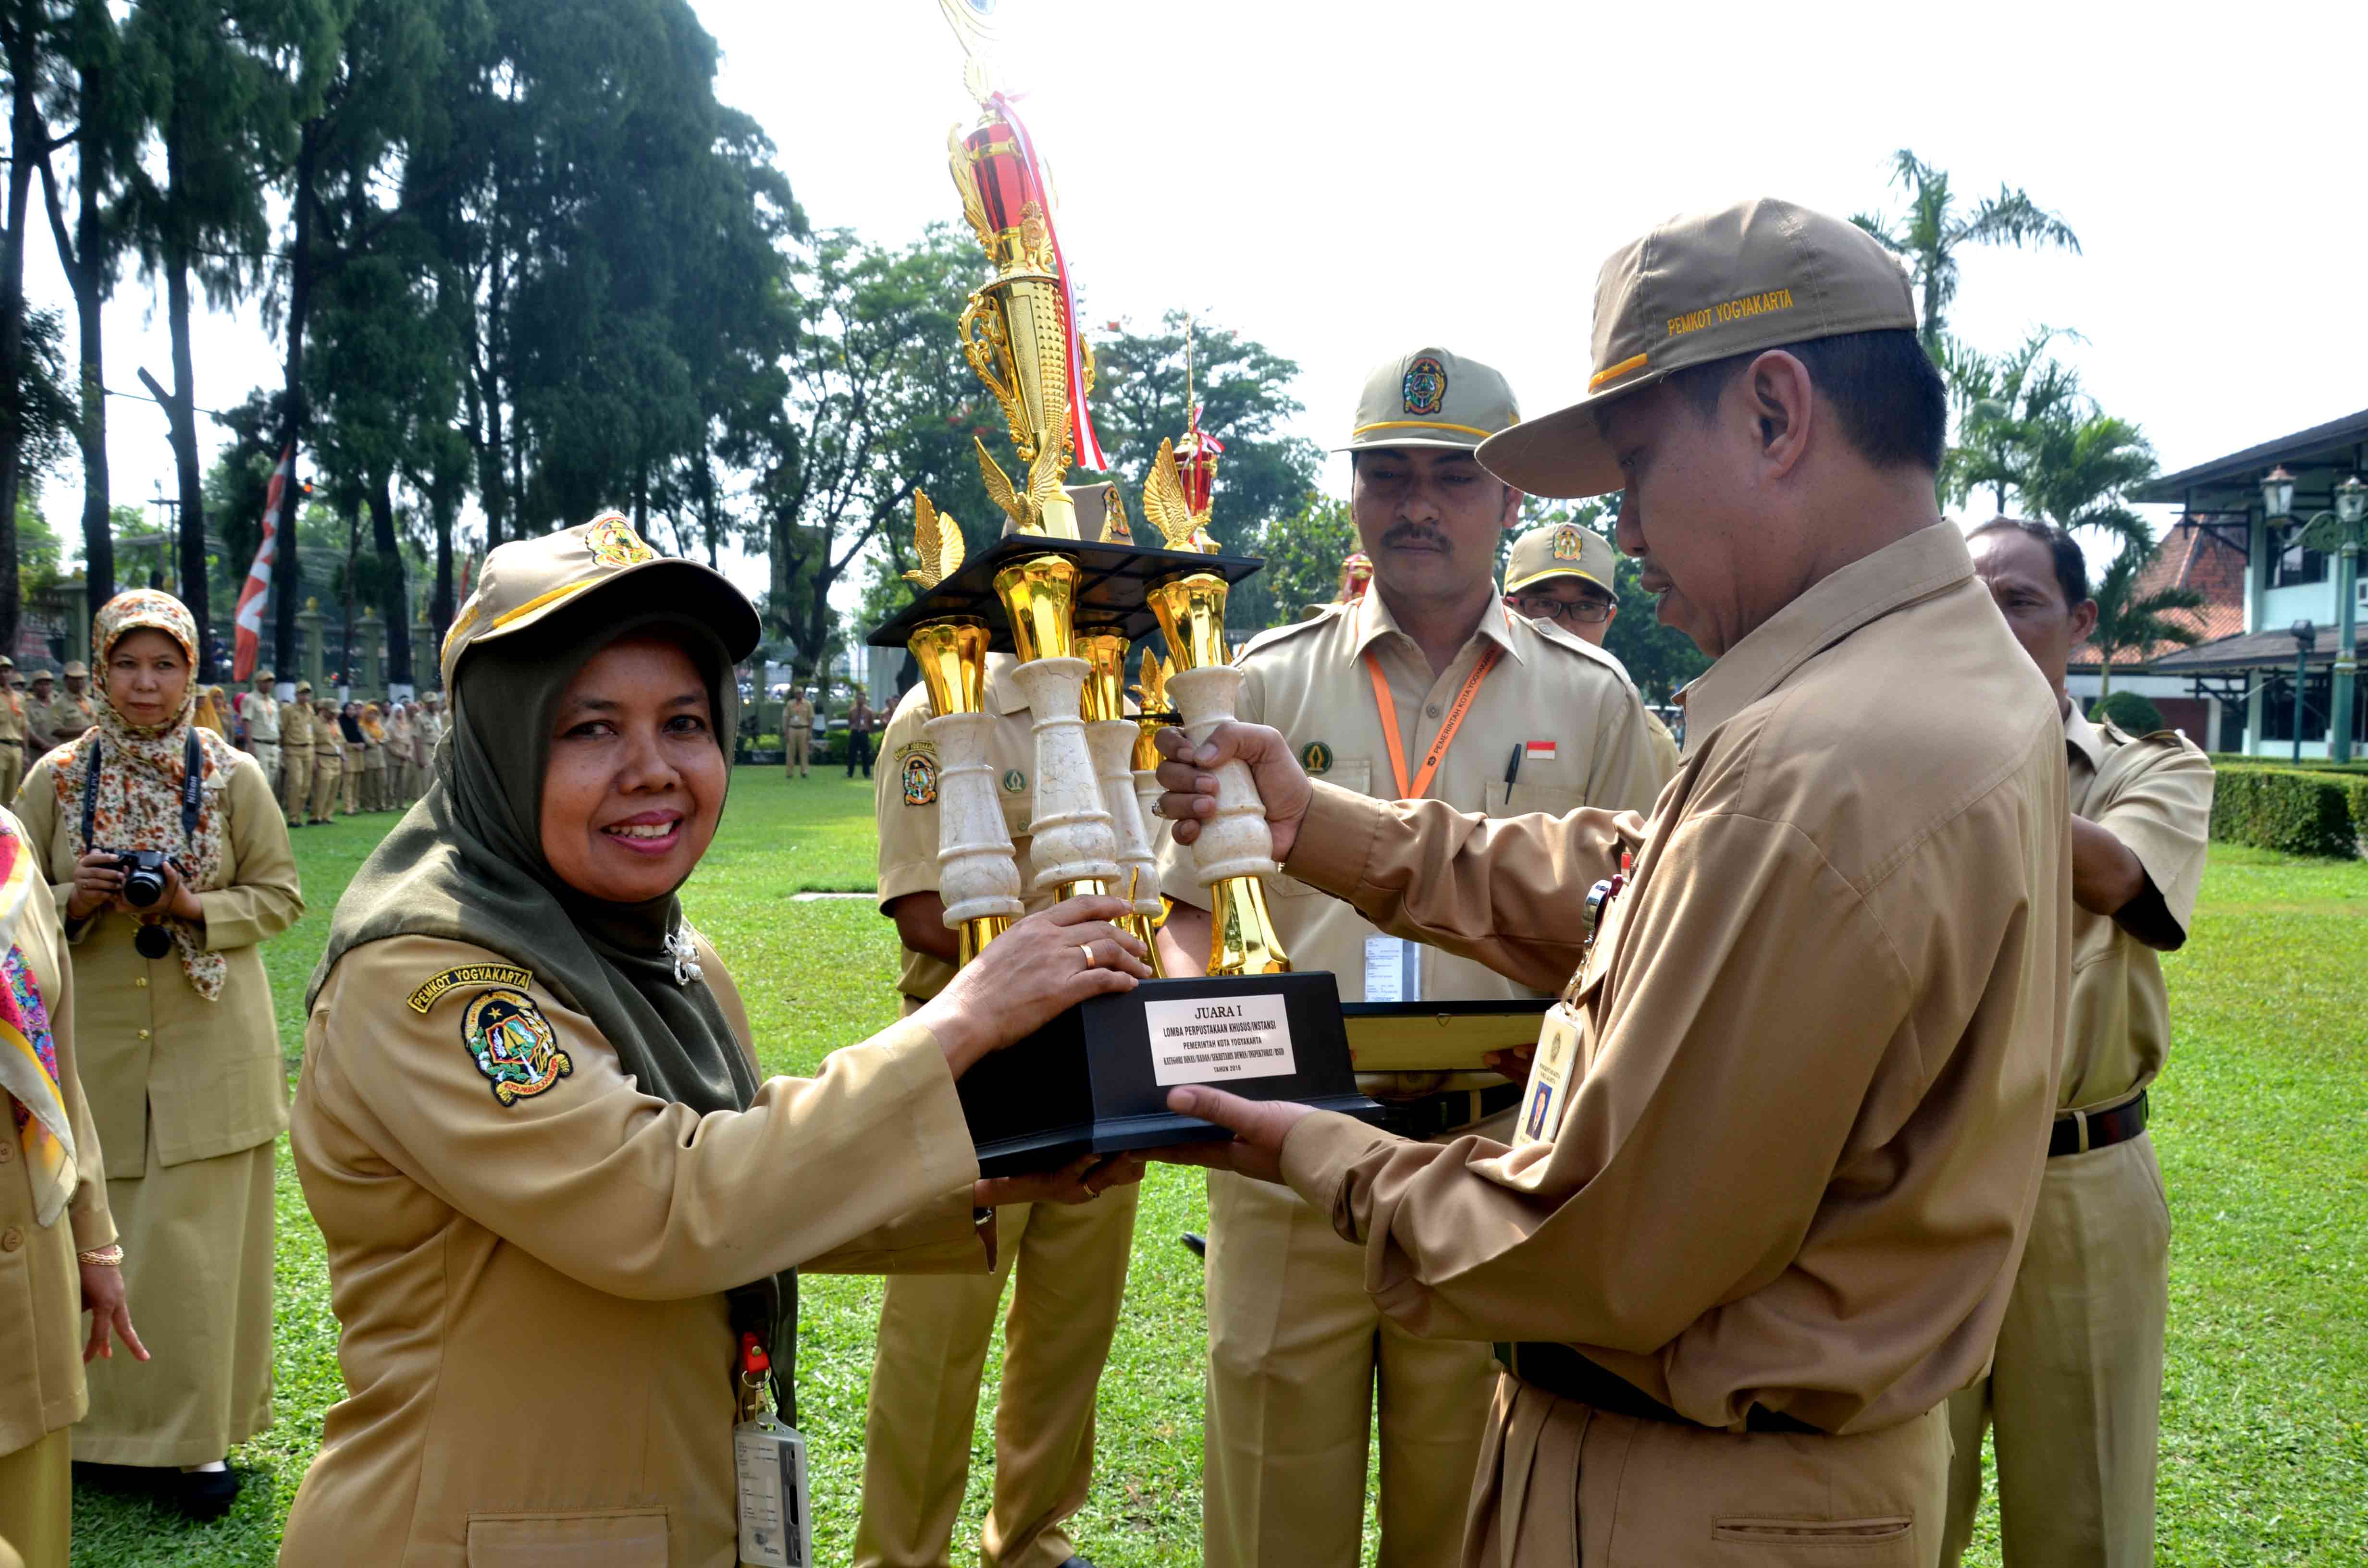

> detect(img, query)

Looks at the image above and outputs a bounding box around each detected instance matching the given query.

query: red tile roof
[2063,518,2248,670]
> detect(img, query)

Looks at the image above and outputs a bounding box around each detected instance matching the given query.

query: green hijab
[309,594,793,1394]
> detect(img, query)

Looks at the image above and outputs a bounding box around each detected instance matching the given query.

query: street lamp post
[2267,469,2368,763]
[2289,621,2315,764]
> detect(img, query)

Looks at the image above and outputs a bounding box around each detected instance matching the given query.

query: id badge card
[1362,934,1424,1002]
[1514,1002,1582,1148]
[734,1415,813,1568]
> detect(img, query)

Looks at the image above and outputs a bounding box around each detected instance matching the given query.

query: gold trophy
[1079,626,1166,974]
[1143,441,1291,977]
[991,553,1121,900]
[903,495,1022,963]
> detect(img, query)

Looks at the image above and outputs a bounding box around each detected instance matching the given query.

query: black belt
[2049,1090,2147,1157]
[1493,1341,1820,1435]
[0,739,19,748]
[1378,1082,1522,1140]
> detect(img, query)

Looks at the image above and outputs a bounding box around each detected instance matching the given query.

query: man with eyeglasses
[1504,520,1681,785]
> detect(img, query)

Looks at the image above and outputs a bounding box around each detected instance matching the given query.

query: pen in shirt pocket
[1505,742,1523,787]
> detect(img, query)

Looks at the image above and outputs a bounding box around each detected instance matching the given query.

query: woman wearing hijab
[279,515,1150,1566]
[191,686,229,739]
[335,703,366,815]
[308,698,344,824]
[0,801,148,1568]
[355,704,389,813]
[12,589,302,1519]
[384,700,417,808]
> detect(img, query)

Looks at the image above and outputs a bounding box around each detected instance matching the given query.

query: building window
[2270,523,2327,589]
[2259,671,2331,742]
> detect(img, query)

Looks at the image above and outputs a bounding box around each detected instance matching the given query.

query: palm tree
[2085,544,2204,704]
[2021,410,2158,554]
[1941,327,2084,515]
[1854,150,2082,350]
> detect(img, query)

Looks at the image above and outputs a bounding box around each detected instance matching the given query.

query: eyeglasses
[1512,592,1615,625]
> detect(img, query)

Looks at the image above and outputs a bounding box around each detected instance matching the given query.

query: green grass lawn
[65,779,2367,1565]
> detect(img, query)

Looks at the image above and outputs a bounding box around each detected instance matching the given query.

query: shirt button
[136,1029,151,1041]
[1426,703,1442,718]
[0,1139,12,1162]
[0,1228,21,1253]
[135,976,148,988]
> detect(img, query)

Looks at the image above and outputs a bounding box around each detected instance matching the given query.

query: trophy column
[995,555,1119,896]
[1080,630,1165,973]
[909,618,1024,964]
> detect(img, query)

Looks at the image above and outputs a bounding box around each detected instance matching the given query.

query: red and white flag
[1524,740,1559,762]
[232,444,293,684]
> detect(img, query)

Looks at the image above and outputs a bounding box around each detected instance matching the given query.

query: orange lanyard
[1364,641,1501,801]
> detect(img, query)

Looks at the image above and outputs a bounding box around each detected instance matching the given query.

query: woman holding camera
[278,517,1148,1566]
[12,589,302,1519]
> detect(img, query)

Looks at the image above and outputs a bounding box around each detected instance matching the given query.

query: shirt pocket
[1273,758,1371,898]
[1708,1515,1914,1561]
[466,1509,669,1568]
[1485,780,1585,819]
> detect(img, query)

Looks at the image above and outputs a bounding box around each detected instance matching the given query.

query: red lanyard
[1363,641,1501,801]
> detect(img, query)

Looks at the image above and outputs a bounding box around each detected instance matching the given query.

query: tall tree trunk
[338,493,359,684]
[430,472,455,650]
[71,107,112,607]
[0,27,42,659]
[274,119,321,689]
[162,249,212,677]
[368,473,410,686]
[475,257,507,547]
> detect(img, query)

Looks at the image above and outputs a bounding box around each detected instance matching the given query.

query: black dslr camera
[102,849,173,909]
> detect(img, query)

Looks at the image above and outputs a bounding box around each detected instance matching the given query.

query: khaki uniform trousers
[0,742,22,808]
[854,1184,1140,1568]
[250,739,280,794]
[785,727,811,777]
[1468,1379,1950,1566]
[342,761,362,814]
[0,1426,69,1568]
[1941,1132,2170,1568]
[308,754,342,823]
[280,746,313,823]
[1205,1168,1495,1568]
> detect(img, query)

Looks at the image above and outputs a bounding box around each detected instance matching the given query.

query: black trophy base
[957,972,1383,1176]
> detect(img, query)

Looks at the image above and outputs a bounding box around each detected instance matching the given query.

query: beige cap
[62,661,86,678]
[296,679,314,693]
[1505,522,1618,596]
[439,511,759,688]
[1479,198,1916,498]
[253,667,274,683]
[1341,347,1519,452]
[27,668,51,684]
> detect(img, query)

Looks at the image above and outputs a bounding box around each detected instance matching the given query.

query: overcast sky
[29,0,2368,602]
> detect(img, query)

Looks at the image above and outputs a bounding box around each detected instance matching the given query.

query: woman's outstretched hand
[974,1151,1147,1209]
[915,897,1151,1077]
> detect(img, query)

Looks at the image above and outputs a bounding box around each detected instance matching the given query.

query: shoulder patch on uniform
[461,988,572,1106]
[1237,602,1345,663]
[409,963,535,1014]
[901,748,939,806]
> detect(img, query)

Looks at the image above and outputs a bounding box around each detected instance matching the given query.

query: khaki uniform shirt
[15,757,304,1175]
[279,933,986,1567]
[281,699,315,751]
[1159,590,1663,1096]
[316,716,345,767]
[0,690,23,746]
[22,696,57,755]
[2060,709,2213,1114]
[242,691,281,745]
[47,691,95,749]
[1641,706,1681,789]
[1271,524,2071,1435]
[386,712,415,761]
[0,837,113,1456]
[786,697,814,732]
[419,710,444,759]
[877,658,1054,1004]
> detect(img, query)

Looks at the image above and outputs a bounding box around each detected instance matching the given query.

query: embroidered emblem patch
[1001,768,1027,794]
[461,989,573,1106]
[1551,523,1586,561]
[1301,741,1333,775]
[585,513,657,570]
[408,963,534,1015]
[903,750,939,806]
[1401,355,1447,417]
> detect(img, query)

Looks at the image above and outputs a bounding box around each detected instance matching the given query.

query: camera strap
[78,730,205,855]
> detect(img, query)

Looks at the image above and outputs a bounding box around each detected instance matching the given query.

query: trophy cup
[865,18,1376,1172]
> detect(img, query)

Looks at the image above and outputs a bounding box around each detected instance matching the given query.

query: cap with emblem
[1505,521,1618,597]
[1478,198,1916,498]
[62,660,86,678]
[1340,346,1520,453]
[296,680,313,693]
[28,668,51,684]
[439,510,760,688]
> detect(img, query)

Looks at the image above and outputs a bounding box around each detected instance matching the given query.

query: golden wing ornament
[947,126,995,255]
[975,438,1030,533]
[902,491,968,590]
[1141,438,1198,551]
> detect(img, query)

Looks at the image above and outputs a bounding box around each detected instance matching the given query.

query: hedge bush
[2208,767,2366,858]
[2091,691,2165,733]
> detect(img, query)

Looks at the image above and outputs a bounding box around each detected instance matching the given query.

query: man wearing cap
[1150,200,2069,1562]
[1154,347,1662,1568]
[853,498,1147,1568]
[1503,522,1681,787]
[784,688,815,779]
[241,670,283,793]
[1943,517,2214,1568]
[22,668,58,756]
[0,658,25,804]
[308,696,344,824]
[50,662,95,749]
[280,681,316,826]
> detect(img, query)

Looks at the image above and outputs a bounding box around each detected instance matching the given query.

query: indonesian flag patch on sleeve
[1524,740,1558,762]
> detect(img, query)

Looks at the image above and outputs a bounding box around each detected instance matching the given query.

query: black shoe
[72,1460,160,1496]
[166,1465,242,1521]
[1181,1232,1207,1258]
[1057,1558,1099,1568]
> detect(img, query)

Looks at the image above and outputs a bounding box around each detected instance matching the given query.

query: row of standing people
[231,677,445,827]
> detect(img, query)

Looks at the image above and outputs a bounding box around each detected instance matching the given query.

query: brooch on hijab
[664,925,703,987]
